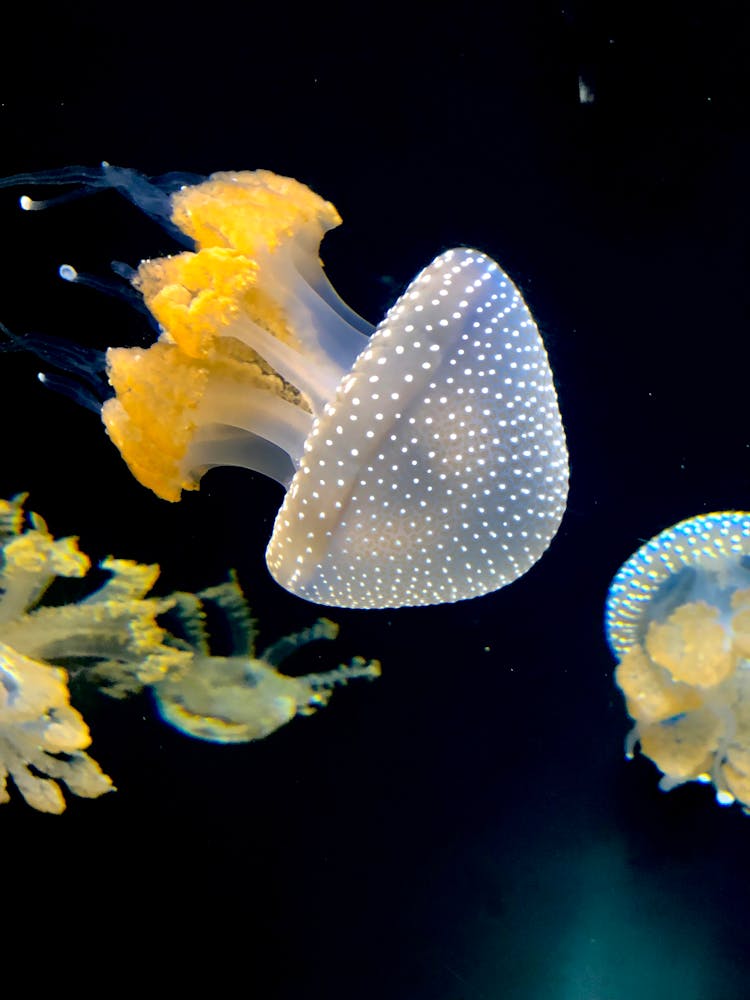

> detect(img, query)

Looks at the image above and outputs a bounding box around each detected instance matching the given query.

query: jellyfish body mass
[2,165,569,609]
[0,494,381,814]
[606,511,750,813]
[151,578,381,743]
[0,493,189,813]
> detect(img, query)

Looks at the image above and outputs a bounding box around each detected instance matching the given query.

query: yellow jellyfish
[0,493,188,813]
[0,495,381,813]
[151,577,381,743]
[606,511,750,813]
[1,164,569,609]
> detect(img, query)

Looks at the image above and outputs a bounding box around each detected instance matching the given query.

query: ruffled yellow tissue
[0,496,382,813]
[0,640,113,813]
[0,495,189,813]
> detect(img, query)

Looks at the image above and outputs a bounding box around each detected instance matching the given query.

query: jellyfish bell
[267,248,569,608]
[1,165,569,609]
[606,512,750,661]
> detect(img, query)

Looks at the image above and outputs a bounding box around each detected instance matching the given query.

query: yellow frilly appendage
[0,495,190,813]
[645,601,735,688]
[168,170,342,257]
[101,170,338,502]
[0,640,112,814]
[614,591,750,810]
[103,341,210,502]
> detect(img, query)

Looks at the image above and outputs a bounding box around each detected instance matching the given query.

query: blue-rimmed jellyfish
[606,511,750,813]
[1,165,569,609]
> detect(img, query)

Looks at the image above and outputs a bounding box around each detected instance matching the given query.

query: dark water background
[1,3,749,997]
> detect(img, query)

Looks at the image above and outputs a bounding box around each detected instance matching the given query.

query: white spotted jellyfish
[1,165,569,609]
[606,511,750,813]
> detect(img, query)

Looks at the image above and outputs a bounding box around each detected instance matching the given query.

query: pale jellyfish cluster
[606,511,750,813]
[152,578,380,743]
[0,494,186,812]
[0,495,379,814]
[0,164,569,609]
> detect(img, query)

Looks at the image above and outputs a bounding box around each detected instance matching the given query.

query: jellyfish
[0,493,189,813]
[0,494,381,813]
[606,511,750,813]
[1,164,569,609]
[151,577,381,743]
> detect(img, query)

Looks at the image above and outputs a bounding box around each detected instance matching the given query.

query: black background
[1,3,749,997]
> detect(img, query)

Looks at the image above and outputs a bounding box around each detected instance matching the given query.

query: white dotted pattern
[605,511,750,657]
[266,248,569,609]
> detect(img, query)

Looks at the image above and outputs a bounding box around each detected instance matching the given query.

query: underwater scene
[1,2,749,997]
